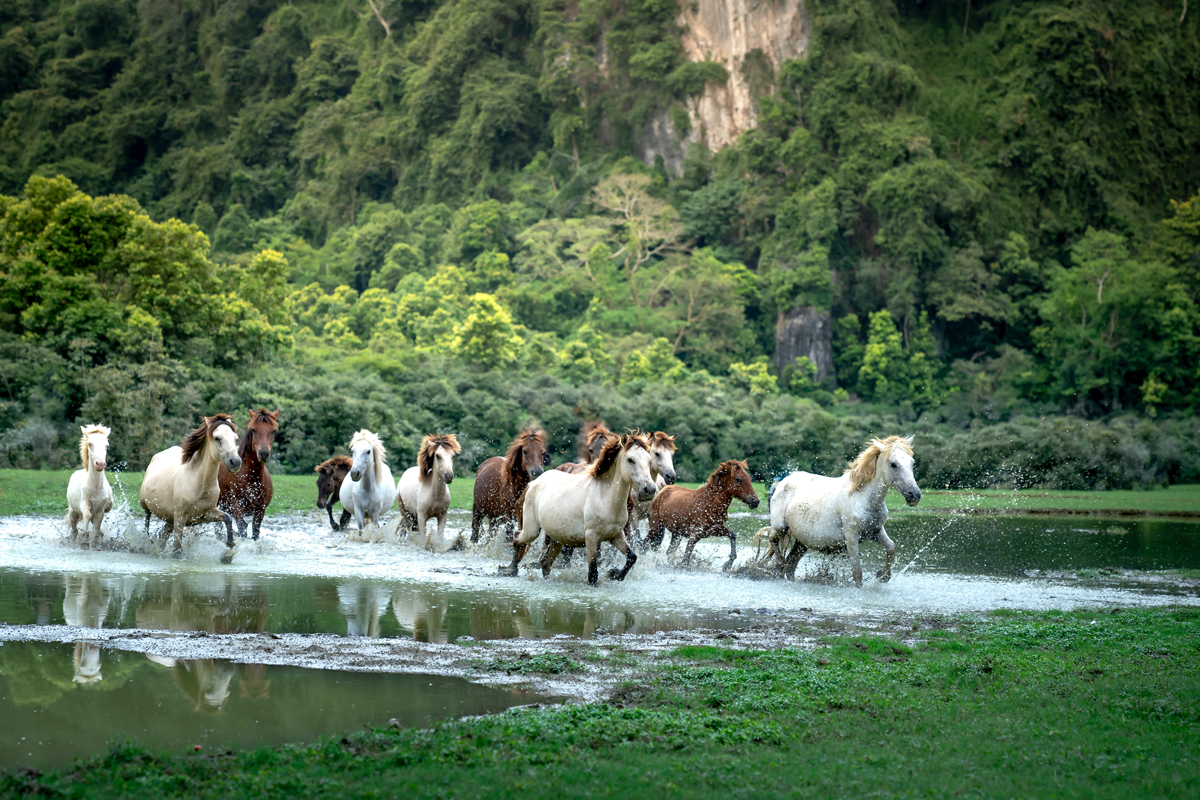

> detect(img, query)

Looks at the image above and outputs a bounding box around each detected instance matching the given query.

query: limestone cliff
[635,0,811,173]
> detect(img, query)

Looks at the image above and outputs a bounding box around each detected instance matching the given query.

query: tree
[455,293,523,370]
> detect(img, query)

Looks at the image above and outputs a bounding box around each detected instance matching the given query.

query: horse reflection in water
[134,575,270,634]
[337,583,391,637]
[63,574,112,685]
[392,594,450,643]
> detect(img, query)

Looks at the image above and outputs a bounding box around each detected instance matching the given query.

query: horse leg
[560,545,574,565]
[876,527,896,582]
[539,540,564,578]
[646,517,664,551]
[666,529,682,554]
[470,509,483,544]
[338,509,352,533]
[682,535,699,567]
[144,510,152,536]
[416,511,429,549]
[723,527,737,572]
[327,504,338,530]
[252,508,264,541]
[171,518,185,558]
[79,503,92,549]
[846,535,863,588]
[607,533,637,582]
[783,540,807,581]
[67,508,80,541]
[585,534,600,586]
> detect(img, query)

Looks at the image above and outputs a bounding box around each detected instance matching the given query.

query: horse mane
[314,455,353,475]
[418,433,461,481]
[845,436,914,493]
[181,415,236,465]
[650,431,676,452]
[590,431,649,478]
[705,459,746,487]
[503,427,545,484]
[349,429,387,481]
[239,408,280,458]
[78,424,110,469]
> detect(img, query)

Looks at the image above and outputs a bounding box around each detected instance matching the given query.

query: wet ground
[2,506,1198,770]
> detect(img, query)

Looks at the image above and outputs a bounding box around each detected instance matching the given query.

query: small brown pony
[315,456,353,530]
[556,423,615,474]
[471,427,548,543]
[646,460,760,571]
[218,408,280,540]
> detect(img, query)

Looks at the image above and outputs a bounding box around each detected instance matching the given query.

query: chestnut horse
[315,456,353,530]
[218,408,279,540]
[646,460,760,571]
[471,427,547,543]
[556,422,614,474]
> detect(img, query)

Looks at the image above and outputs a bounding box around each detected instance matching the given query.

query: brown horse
[556,423,615,474]
[471,427,548,543]
[315,456,353,530]
[646,460,760,571]
[218,408,279,540]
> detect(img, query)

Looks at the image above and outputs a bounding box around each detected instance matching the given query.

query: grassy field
[5,607,1197,798]
[3,469,1199,518]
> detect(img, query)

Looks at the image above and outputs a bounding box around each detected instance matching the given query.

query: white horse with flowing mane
[140,415,243,557]
[767,435,921,587]
[67,424,113,550]
[508,432,657,585]
[340,429,395,542]
[629,431,677,534]
[397,433,462,552]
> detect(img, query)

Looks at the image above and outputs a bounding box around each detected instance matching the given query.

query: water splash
[898,516,957,576]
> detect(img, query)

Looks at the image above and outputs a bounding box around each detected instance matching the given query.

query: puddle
[0,640,542,771]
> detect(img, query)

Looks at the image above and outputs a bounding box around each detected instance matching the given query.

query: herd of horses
[65,410,922,588]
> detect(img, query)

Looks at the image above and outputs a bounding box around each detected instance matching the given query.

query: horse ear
[871,438,887,450]
[904,434,915,444]
[80,425,87,433]
[270,410,280,420]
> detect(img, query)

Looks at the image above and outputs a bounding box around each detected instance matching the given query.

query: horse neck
[239,437,264,474]
[592,457,634,513]
[861,464,892,508]
[360,453,382,492]
[189,437,224,484]
[83,450,105,489]
[700,479,735,512]
[422,459,447,492]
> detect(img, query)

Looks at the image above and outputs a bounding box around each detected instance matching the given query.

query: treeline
[1,0,1199,487]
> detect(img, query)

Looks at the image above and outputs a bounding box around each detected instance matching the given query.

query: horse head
[506,428,547,482]
[594,432,656,502]
[348,430,385,483]
[315,456,352,509]
[244,408,280,464]
[876,435,921,506]
[649,431,677,485]
[183,415,241,473]
[711,460,759,509]
[79,424,111,473]
[419,434,461,485]
[583,423,614,462]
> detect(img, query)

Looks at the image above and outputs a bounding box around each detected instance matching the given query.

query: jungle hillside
[1,0,1198,487]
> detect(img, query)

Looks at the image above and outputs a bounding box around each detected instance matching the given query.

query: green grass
[6,607,1198,798]
[4,469,1199,518]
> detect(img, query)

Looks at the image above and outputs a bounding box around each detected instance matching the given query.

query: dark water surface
[0,640,538,771]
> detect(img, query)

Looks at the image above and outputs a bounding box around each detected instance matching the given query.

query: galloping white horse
[140,415,243,557]
[66,424,113,550]
[509,432,657,585]
[629,431,677,534]
[340,429,395,541]
[768,436,921,587]
[396,433,461,551]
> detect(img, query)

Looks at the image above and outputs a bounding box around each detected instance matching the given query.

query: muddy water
[0,640,540,771]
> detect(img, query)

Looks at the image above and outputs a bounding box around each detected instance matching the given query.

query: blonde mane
[350,429,388,482]
[78,424,111,469]
[845,436,914,493]
[590,431,649,478]
[650,431,676,452]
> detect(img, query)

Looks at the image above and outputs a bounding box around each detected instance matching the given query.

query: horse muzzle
[227,457,243,473]
[257,448,271,463]
[350,469,363,482]
[745,496,760,510]
[94,461,106,472]
[444,471,455,484]
[637,485,656,502]
[316,496,328,509]
[904,489,922,506]
[663,471,677,485]
[530,466,544,479]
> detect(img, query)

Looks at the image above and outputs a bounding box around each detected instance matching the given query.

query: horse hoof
[220,551,235,565]
[171,549,184,560]
[607,569,623,581]
[876,571,891,583]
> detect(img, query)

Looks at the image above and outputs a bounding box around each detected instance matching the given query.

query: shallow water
[0,640,540,771]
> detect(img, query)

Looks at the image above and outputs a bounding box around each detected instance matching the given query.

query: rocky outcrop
[774,306,835,384]
[635,0,811,173]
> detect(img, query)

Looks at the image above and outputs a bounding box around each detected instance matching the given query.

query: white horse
[629,431,677,534]
[63,574,111,684]
[66,424,113,550]
[340,429,395,541]
[140,415,242,557]
[509,432,657,585]
[767,436,921,587]
[396,433,461,551]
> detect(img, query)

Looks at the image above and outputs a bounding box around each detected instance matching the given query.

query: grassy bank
[5,607,1198,798]
[3,470,1199,519]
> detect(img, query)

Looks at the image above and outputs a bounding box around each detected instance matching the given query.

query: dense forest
[1,0,1198,487]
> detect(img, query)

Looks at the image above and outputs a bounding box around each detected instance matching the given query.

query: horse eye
[627,458,634,463]
[736,477,743,484]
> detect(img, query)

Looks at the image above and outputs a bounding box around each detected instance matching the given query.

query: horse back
[473,456,515,517]
[650,485,713,531]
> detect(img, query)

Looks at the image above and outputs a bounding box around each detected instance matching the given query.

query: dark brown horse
[471,427,548,543]
[556,423,614,474]
[646,460,760,571]
[218,408,279,540]
[314,455,353,530]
